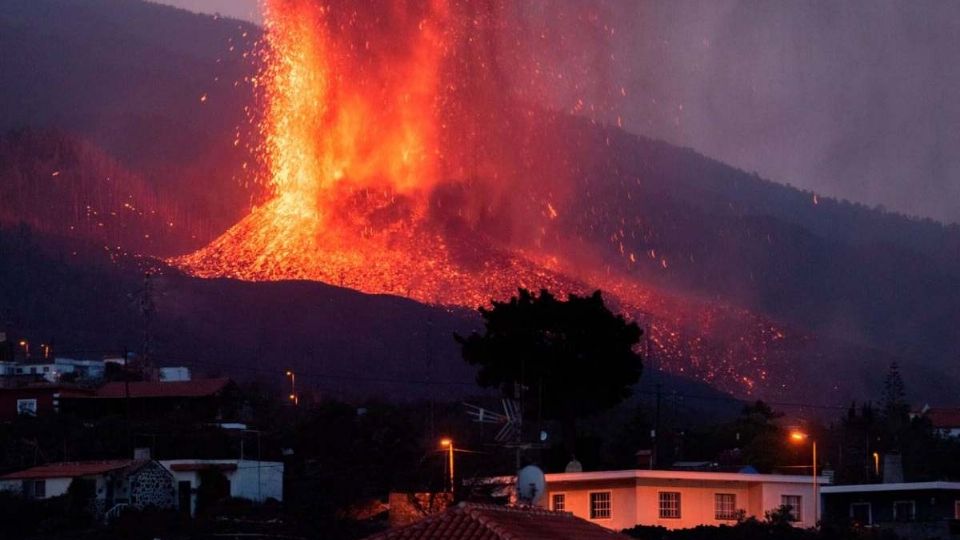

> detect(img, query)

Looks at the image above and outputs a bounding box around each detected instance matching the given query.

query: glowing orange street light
[18,340,29,358]
[872,452,880,477]
[789,430,818,526]
[285,370,298,405]
[440,438,454,493]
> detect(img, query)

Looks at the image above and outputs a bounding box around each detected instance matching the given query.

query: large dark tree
[456,289,643,454]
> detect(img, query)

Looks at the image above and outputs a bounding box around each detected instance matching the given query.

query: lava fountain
[175,0,591,307]
[175,0,794,396]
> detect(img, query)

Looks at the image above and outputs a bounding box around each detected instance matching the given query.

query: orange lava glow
[174,0,798,396]
[175,0,579,307]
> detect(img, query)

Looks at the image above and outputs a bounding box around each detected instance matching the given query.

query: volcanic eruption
[175,0,799,397]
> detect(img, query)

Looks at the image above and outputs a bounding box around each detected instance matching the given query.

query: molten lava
[177,0,581,306]
[176,0,797,397]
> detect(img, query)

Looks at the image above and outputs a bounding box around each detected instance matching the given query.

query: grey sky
[150,0,262,24]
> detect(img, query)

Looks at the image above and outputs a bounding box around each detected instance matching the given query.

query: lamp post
[790,431,818,526]
[440,438,454,493]
[285,370,298,405]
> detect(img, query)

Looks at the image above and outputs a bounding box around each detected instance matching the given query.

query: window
[589,491,611,519]
[893,500,915,522]
[659,491,681,519]
[715,493,737,520]
[23,480,45,499]
[850,502,872,525]
[551,493,566,512]
[955,500,960,520]
[16,399,37,416]
[781,495,803,522]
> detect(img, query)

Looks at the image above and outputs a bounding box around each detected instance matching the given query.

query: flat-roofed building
[540,469,829,531]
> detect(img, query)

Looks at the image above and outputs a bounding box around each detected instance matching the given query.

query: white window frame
[849,502,872,525]
[715,493,737,520]
[659,491,682,519]
[781,495,803,522]
[589,491,612,520]
[893,500,915,522]
[551,492,566,512]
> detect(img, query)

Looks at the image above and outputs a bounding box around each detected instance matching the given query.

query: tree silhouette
[456,289,643,454]
[880,362,910,449]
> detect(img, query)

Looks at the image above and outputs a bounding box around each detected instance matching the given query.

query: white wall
[0,477,72,499]
[545,476,820,531]
[232,460,284,502]
[160,460,283,515]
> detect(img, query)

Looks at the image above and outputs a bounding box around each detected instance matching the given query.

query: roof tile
[364,502,630,540]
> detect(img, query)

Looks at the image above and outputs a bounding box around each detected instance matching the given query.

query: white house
[538,469,829,531]
[2,357,106,382]
[159,459,284,515]
[0,459,176,518]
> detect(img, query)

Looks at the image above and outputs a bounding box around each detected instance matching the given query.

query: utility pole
[123,346,132,454]
[653,383,661,469]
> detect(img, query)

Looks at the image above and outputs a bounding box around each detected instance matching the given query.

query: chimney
[636,449,653,469]
[133,447,152,461]
[882,453,903,483]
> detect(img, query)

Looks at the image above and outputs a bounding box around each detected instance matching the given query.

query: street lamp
[440,438,454,493]
[18,340,29,358]
[789,430,818,526]
[285,370,298,405]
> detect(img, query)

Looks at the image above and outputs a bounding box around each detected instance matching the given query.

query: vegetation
[457,288,643,453]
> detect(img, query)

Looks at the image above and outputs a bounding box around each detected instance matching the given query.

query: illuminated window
[552,493,565,512]
[715,493,737,520]
[589,491,611,519]
[659,492,681,519]
[955,500,960,519]
[781,495,802,522]
[893,500,915,522]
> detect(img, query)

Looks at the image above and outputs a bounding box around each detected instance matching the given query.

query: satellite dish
[516,465,546,505]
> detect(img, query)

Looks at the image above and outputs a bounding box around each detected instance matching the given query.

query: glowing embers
[179,0,460,295]
[172,0,787,397]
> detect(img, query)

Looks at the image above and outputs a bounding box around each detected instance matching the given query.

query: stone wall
[128,461,176,510]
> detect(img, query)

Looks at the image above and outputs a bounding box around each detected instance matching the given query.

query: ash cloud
[507,0,960,224]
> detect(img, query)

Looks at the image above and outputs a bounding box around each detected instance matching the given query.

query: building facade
[0,459,177,518]
[160,459,284,516]
[540,469,828,531]
[821,481,960,538]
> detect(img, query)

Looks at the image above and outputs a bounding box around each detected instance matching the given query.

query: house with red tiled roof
[0,384,93,422]
[60,377,240,422]
[914,406,960,438]
[363,502,632,540]
[0,456,176,518]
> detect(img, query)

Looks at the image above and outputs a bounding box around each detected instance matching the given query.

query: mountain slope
[0,0,958,406]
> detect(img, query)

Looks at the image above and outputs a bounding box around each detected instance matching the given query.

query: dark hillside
[0,0,264,246]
